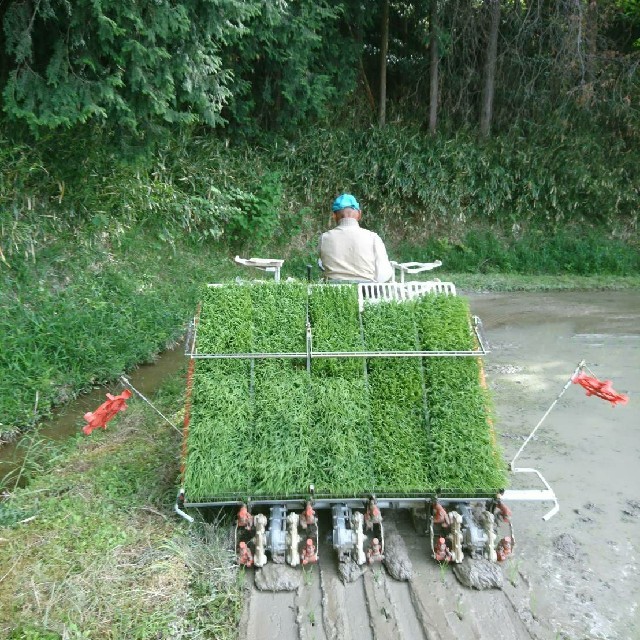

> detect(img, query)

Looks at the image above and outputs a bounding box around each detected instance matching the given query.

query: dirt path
[240,290,640,640]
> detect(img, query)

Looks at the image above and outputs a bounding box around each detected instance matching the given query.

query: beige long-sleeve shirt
[319,218,393,283]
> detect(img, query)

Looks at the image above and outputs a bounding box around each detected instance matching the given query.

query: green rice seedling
[183,361,253,499]
[185,287,255,499]
[310,378,374,495]
[309,285,363,378]
[362,300,431,492]
[250,282,307,354]
[196,285,253,354]
[188,283,312,498]
[247,283,310,495]
[308,285,373,495]
[416,295,506,491]
[251,360,311,495]
[186,283,505,500]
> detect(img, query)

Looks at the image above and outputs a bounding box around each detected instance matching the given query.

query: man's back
[320,218,392,283]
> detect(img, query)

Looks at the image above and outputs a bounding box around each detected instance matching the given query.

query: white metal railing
[358,281,456,311]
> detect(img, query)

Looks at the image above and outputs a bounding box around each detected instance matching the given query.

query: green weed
[303,566,314,586]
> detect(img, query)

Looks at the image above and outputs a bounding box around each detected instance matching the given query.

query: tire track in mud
[239,570,298,639]
[240,511,534,640]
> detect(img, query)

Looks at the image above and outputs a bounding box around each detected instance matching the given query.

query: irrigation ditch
[0,343,186,489]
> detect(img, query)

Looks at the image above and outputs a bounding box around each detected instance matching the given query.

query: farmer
[319,193,393,283]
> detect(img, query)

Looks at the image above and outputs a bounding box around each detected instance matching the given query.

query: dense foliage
[2,0,638,137]
[1,0,352,134]
[183,283,507,498]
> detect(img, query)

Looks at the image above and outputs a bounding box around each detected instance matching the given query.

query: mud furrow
[316,519,374,640]
[318,557,353,640]
[296,564,327,640]
[240,571,298,639]
[343,572,376,639]
[362,568,403,640]
[382,574,428,640]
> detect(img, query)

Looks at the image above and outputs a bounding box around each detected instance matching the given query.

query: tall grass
[279,123,638,239]
[0,231,237,438]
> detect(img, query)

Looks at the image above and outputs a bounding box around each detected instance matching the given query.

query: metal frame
[182,494,497,510]
[180,489,559,513]
[234,256,284,282]
[390,260,443,283]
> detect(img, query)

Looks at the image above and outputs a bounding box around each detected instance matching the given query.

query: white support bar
[509,361,585,471]
[503,467,560,521]
[358,281,456,311]
[390,260,442,283]
[234,256,284,282]
[502,489,557,502]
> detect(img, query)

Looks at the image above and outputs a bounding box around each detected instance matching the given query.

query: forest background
[1,0,639,434]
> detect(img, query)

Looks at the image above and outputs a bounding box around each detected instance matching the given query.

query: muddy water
[0,344,186,485]
[469,289,640,640]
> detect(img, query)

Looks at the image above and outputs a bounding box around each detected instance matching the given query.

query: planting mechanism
[175,258,573,569]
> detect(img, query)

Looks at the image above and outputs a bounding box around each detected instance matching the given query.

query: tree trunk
[378,0,389,127]
[480,0,500,138]
[428,0,439,134]
[348,20,377,113]
[360,57,377,112]
[585,0,598,85]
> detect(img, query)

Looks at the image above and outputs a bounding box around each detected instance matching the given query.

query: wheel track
[240,511,535,640]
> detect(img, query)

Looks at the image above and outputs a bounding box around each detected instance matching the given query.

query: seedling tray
[181,283,506,504]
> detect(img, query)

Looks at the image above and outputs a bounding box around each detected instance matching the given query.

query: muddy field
[240,290,640,640]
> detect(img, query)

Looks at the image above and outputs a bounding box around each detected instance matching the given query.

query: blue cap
[332,193,360,212]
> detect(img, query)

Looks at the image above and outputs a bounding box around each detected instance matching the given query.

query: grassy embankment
[0,232,239,443]
[0,372,244,639]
